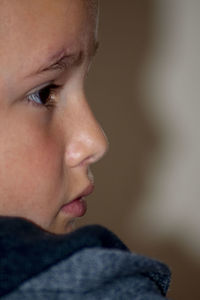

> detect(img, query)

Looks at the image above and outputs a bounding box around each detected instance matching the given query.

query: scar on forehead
[28,39,99,77]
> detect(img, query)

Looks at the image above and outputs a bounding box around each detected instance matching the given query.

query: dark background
[79,1,200,299]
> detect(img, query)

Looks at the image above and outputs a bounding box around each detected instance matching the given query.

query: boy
[0,1,170,299]
[0,0,107,234]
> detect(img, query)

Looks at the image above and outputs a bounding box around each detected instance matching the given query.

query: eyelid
[26,81,53,96]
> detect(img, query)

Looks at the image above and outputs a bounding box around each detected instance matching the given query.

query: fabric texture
[0,217,171,299]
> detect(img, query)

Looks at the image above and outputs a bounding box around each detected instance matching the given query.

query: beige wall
[78,1,200,299]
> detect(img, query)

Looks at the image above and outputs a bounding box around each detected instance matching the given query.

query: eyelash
[26,84,60,110]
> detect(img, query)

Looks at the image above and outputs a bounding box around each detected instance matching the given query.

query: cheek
[0,118,63,220]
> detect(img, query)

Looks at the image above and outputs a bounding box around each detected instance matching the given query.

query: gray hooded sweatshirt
[0,217,171,299]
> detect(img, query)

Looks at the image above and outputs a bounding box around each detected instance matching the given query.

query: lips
[61,184,94,218]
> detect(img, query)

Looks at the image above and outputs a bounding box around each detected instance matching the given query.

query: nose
[64,95,108,168]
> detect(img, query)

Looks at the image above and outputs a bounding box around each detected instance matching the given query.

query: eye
[27,84,60,109]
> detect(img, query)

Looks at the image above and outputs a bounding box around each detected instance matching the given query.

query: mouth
[61,183,94,218]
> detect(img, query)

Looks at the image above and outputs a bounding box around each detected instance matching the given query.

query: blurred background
[78,1,200,299]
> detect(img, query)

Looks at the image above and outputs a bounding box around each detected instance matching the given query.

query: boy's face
[0,0,107,234]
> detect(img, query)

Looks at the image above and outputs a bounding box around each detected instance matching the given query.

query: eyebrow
[32,40,99,76]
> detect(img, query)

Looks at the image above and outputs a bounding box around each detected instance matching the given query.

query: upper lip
[68,183,94,204]
[76,183,94,199]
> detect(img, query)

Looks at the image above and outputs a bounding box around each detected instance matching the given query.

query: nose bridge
[65,97,108,167]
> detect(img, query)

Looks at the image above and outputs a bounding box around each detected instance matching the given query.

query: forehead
[0,0,98,77]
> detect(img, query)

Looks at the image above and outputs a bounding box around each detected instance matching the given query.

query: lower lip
[61,197,87,217]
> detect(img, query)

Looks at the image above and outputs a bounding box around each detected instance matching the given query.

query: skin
[0,0,108,234]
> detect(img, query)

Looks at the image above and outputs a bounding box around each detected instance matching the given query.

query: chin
[47,218,76,235]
